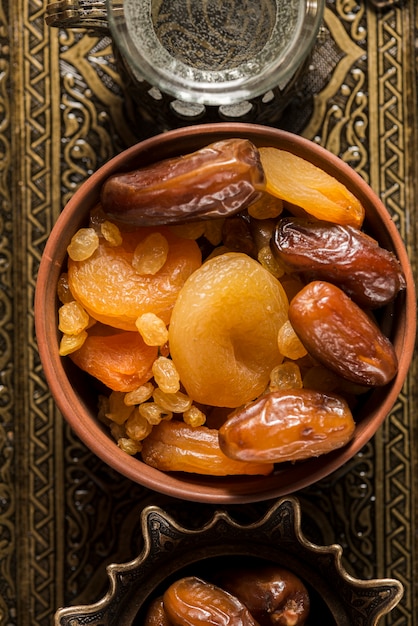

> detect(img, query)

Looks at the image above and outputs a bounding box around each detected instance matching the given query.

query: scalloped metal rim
[54,497,403,625]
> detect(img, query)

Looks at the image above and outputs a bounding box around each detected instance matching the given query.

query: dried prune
[272,218,405,308]
[163,576,259,626]
[218,389,355,463]
[216,566,310,626]
[141,420,274,476]
[288,281,398,386]
[101,139,264,226]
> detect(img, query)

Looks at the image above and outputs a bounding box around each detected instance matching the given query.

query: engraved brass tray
[0,1,417,624]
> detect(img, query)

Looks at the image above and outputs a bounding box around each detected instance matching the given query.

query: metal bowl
[54,497,403,625]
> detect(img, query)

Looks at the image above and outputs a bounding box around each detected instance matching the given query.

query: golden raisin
[153,388,192,413]
[277,320,307,360]
[125,408,153,440]
[136,312,169,346]
[152,357,180,394]
[67,227,99,261]
[124,382,155,406]
[59,331,88,356]
[132,232,169,275]
[100,220,123,246]
[269,362,303,391]
[58,300,90,335]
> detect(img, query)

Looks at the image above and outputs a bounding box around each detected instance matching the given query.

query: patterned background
[0,0,417,624]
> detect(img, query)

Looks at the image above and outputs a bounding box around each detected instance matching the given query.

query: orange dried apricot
[168,252,289,408]
[259,147,365,228]
[68,226,201,331]
[69,323,158,392]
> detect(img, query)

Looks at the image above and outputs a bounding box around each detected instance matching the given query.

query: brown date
[145,596,173,626]
[218,389,355,464]
[101,139,265,226]
[163,576,260,626]
[216,566,310,626]
[140,419,274,476]
[271,218,406,308]
[288,281,398,386]
[222,216,258,257]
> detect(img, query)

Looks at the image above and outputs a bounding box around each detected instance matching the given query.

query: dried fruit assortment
[145,567,310,626]
[57,139,406,477]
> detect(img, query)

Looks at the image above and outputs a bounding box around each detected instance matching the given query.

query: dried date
[288,281,398,386]
[140,419,274,476]
[271,218,405,308]
[145,596,173,626]
[101,139,265,226]
[218,389,355,463]
[163,576,259,626]
[216,566,310,626]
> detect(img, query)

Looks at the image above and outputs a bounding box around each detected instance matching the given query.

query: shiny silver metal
[46,0,325,127]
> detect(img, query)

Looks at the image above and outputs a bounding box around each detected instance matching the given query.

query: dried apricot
[69,323,158,392]
[68,226,201,331]
[168,252,289,408]
[141,420,274,476]
[259,147,365,228]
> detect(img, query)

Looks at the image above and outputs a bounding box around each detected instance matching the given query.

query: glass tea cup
[46,0,325,127]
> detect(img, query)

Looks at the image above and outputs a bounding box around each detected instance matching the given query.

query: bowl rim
[35,122,417,504]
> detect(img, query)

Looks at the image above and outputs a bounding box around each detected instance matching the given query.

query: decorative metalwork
[54,499,404,625]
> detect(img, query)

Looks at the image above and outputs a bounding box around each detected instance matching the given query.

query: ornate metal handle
[45,0,402,32]
[369,0,403,6]
[45,0,109,31]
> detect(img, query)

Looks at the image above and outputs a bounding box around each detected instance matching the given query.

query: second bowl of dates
[35,123,416,503]
[54,497,404,625]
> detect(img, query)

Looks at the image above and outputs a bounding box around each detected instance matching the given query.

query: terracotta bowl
[54,497,404,625]
[35,123,416,504]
